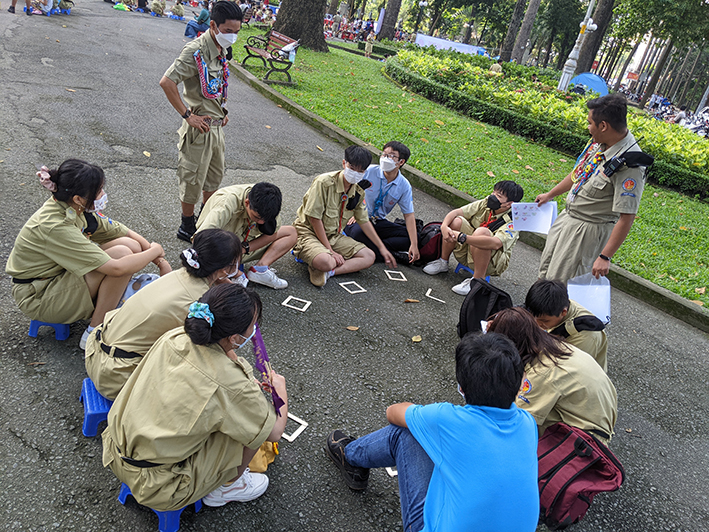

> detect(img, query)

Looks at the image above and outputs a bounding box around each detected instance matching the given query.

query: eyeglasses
[382,152,400,161]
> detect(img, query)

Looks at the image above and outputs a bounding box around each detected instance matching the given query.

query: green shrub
[356,41,399,57]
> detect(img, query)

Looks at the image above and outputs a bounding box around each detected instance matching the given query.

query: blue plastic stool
[60,7,70,13]
[29,320,71,341]
[119,483,202,532]
[291,250,304,264]
[80,378,113,437]
[454,263,490,282]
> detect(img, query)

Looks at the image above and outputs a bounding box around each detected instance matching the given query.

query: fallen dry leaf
[653,192,659,197]
[346,326,360,331]
[316,145,323,151]
[525,165,534,170]
[27,362,46,366]
[65,88,76,92]
[695,287,706,294]
[404,299,420,303]
[517,154,523,160]
[421,138,429,143]
[559,158,567,162]
[143,151,151,157]
[277,104,282,108]
[435,120,444,126]
[265,125,272,129]
[691,300,705,307]
[625,428,632,433]
[62,24,66,27]
[56,39,60,43]
[411,335,422,343]
[487,171,495,177]
[512,169,519,174]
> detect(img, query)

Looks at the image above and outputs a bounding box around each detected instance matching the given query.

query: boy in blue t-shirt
[326,333,540,532]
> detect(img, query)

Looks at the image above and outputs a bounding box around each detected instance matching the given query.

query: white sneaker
[79,328,91,350]
[202,468,269,507]
[423,258,449,275]
[452,277,473,296]
[232,273,249,287]
[246,267,288,289]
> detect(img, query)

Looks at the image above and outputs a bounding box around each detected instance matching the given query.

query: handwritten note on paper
[511,202,558,234]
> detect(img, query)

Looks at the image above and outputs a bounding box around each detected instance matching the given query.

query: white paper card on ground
[386,467,398,477]
[339,281,367,294]
[511,202,557,234]
[425,288,445,304]
[385,270,407,282]
[282,412,308,442]
[567,273,611,324]
[281,296,312,312]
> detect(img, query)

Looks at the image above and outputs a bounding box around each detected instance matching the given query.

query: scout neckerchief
[570,141,605,199]
[194,50,229,103]
[338,193,348,233]
[480,210,510,233]
[243,221,256,241]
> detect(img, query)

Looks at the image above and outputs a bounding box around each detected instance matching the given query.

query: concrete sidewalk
[0,4,707,531]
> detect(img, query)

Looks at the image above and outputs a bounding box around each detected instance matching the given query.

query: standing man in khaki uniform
[293,146,397,287]
[525,279,608,371]
[422,180,524,296]
[196,183,297,289]
[537,93,646,282]
[159,1,242,242]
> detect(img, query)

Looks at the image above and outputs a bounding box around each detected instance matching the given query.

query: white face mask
[86,192,108,213]
[379,155,398,172]
[343,167,365,184]
[232,326,257,349]
[215,30,238,49]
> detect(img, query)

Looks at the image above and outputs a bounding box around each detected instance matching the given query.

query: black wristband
[457,232,467,244]
[182,109,191,119]
[599,254,611,261]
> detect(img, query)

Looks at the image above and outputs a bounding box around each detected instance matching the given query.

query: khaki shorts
[538,211,614,282]
[84,324,142,401]
[293,229,366,266]
[12,269,94,323]
[452,217,510,277]
[177,122,225,205]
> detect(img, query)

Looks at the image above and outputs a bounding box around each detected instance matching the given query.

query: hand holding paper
[511,202,558,234]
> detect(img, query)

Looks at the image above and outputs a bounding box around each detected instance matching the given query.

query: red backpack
[416,222,442,264]
[537,423,625,530]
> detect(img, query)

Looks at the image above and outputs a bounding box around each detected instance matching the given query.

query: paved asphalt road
[1,4,708,531]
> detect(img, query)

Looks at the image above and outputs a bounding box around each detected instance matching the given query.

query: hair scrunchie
[38,166,57,192]
[182,248,200,269]
[187,301,214,326]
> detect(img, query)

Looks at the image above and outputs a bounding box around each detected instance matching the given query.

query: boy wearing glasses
[344,141,419,264]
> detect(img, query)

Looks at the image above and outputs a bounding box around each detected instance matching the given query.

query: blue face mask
[232,326,257,349]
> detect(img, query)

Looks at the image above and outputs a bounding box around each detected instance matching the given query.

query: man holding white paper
[536,94,646,282]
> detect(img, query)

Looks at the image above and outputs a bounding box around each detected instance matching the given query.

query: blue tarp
[570,72,609,96]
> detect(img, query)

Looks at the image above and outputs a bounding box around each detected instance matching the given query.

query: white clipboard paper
[511,202,557,234]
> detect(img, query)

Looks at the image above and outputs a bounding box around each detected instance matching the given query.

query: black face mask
[486,194,502,211]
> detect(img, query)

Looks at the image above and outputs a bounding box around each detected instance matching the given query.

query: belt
[118,448,163,468]
[12,277,46,284]
[203,117,224,127]
[96,328,142,360]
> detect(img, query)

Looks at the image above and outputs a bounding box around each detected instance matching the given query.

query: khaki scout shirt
[566,132,645,224]
[6,198,128,279]
[99,268,210,355]
[515,344,617,442]
[553,300,608,372]
[294,171,370,237]
[164,30,227,120]
[108,327,277,464]
[195,184,279,243]
[459,199,518,255]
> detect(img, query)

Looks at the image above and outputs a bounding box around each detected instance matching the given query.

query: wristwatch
[242,240,250,254]
[181,109,191,119]
[599,254,611,262]
[457,232,467,244]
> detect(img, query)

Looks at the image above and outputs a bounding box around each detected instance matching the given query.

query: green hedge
[357,41,399,57]
[385,59,709,198]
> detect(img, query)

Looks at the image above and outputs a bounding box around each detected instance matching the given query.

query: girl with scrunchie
[5,159,171,348]
[102,283,289,511]
[85,228,242,400]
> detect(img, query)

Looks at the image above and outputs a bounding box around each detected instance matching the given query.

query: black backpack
[416,222,443,265]
[457,279,513,337]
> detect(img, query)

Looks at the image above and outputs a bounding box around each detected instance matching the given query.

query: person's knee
[473,226,492,237]
[450,217,464,230]
[312,253,336,271]
[357,248,376,267]
[105,244,134,260]
[277,225,297,245]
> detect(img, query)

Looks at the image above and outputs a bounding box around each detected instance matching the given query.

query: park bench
[242,7,252,27]
[242,30,299,85]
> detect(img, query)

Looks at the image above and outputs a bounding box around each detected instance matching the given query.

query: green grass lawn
[234,31,709,307]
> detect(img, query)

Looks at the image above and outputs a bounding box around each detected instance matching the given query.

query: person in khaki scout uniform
[159,1,243,242]
[6,160,169,348]
[196,182,297,289]
[293,146,397,287]
[525,279,608,371]
[103,284,289,511]
[422,180,524,296]
[85,229,241,400]
[537,93,646,283]
[488,307,617,445]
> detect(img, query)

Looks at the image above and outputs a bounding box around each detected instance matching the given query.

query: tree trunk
[500,0,528,62]
[378,0,401,40]
[657,49,678,95]
[638,39,662,96]
[575,0,615,75]
[613,39,640,91]
[476,19,488,45]
[510,0,541,63]
[669,47,693,99]
[601,40,620,79]
[555,33,574,70]
[428,1,447,36]
[273,0,329,51]
[639,38,672,108]
[679,45,705,104]
[327,0,338,15]
[542,31,554,68]
[462,11,475,44]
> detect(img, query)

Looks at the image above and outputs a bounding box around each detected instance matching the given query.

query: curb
[230,61,709,334]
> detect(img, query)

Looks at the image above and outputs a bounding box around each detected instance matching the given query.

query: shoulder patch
[96,212,114,224]
[517,378,532,404]
[622,178,637,192]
